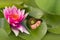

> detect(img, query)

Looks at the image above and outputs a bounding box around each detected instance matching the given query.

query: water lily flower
[31,20,41,29]
[3,6,29,36]
[28,18,42,29]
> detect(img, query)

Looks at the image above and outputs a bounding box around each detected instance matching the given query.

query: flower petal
[18,25,30,34]
[12,6,17,14]
[17,9,25,22]
[17,9,21,17]
[3,7,9,19]
[7,17,10,23]
[21,10,25,16]
[20,10,25,21]
[31,24,37,29]
[11,28,19,36]
[18,25,23,32]
[23,27,30,34]
[23,13,29,20]
[24,13,29,19]
[36,21,41,27]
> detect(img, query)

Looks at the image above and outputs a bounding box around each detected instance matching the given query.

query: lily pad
[42,14,60,34]
[29,7,44,19]
[22,0,38,8]
[0,0,23,8]
[0,11,4,18]
[42,33,60,40]
[0,18,11,34]
[9,32,25,40]
[19,21,47,40]
[0,28,10,40]
[35,0,60,15]
[55,0,60,15]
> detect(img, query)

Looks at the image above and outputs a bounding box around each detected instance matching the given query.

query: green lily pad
[9,32,25,40]
[35,0,60,15]
[29,7,44,19]
[0,11,4,18]
[42,33,60,40]
[19,21,47,40]
[0,28,10,40]
[55,0,60,15]
[42,14,60,34]
[22,0,38,8]
[0,0,23,8]
[0,18,11,34]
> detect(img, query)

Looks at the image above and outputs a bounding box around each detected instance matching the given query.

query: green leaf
[42,14,60,34]
[0,0,23,8]
[0,8,4,18]
[22,0,38,8]
[55,0,60,15]
[29,7,44,19]
[0,18,11,34]
[0,19,24,40]
[9,32,25,40]
[42,33,60,40]
[0,28,10,40]
[35,0,60,15]
[4,19,11,34]
[0,13,4,18]
[0,12,4,18]
[19,21,47,40]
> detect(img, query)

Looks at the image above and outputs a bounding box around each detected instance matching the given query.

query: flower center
[31,20,35,24]
[9,14,19,20]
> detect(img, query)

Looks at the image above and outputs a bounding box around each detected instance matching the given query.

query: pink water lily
[3,6,29,36]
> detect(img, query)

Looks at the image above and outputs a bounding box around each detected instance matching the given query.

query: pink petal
[23,27,30,34]
[18,26,23,32]
[24,13,29,19]
[8,7,12,13]
[3,7,9,19]
[11,6,17,14]
[12,23,17,27]
[7,17,10,23]
[17,9,21,17]
[36,21,41,27]
[19,10,25,21]
[8,17,19,24]
[31,24,37,29]
[17,9,24,22]
[11,28,19,36]
[21,10,25,16]
[22,13,29,21]
[18,25,29,34]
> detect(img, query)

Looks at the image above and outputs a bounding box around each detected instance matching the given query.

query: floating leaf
[55,0,60,15]
[35,0,60,15]
[22,0,38,8]
[0,18,11,34]
[0,28,10,40]
[42,14,60,34]
[9,32,25,40]
[0,0,23,8]
[29,7,44,19]
[42,33,60,40]
[0,8,4,18]
[19,21,47,40]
